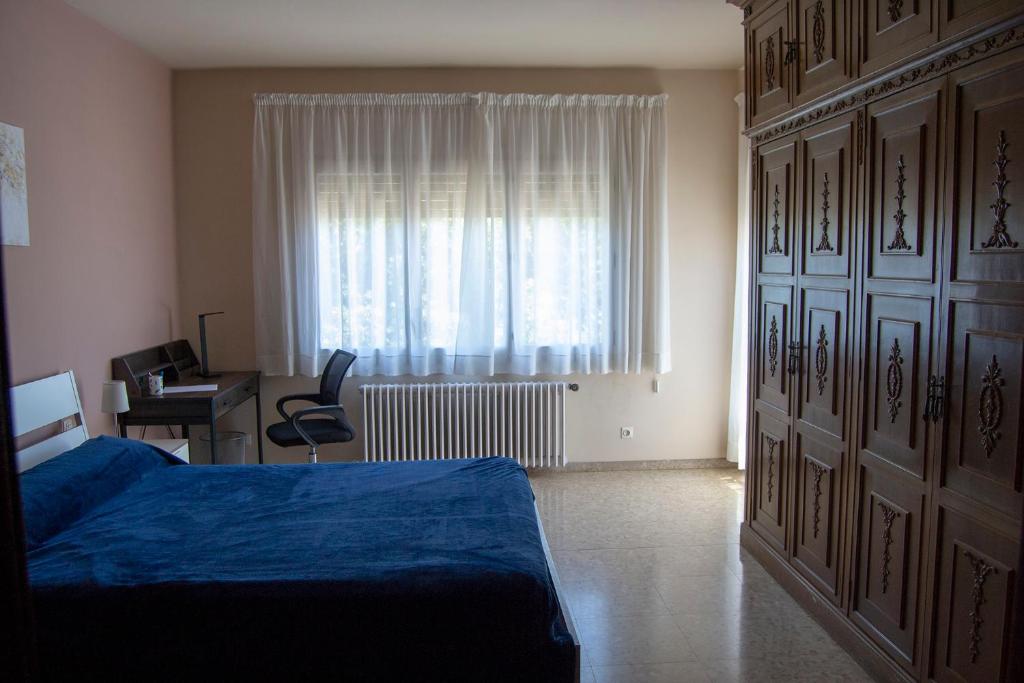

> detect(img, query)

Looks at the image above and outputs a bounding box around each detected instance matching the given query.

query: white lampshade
[100,380,130,414]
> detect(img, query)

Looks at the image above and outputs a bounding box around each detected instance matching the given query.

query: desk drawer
[214,376,258,417]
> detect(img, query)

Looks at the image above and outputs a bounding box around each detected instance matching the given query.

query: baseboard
[532,458,738,472]
[739,526,914,683]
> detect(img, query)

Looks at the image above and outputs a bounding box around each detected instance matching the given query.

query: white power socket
[61,417,76,432]
[620,426,634,439]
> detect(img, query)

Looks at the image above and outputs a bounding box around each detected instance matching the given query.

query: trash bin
[199,431,248,465]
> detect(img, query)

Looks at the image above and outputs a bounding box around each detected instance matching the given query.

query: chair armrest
[276,393,321,421]
[289,404,347,449]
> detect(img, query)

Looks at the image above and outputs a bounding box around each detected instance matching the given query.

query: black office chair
[266,349,357,463]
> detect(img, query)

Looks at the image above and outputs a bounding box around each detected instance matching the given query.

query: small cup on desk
[147,373,164,396]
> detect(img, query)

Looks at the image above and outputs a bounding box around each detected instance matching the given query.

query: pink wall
[0,0,179,436]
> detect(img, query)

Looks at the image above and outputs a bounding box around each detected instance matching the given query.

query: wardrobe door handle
[923,375,945,423]
[923,376,933,421]
[783,40,799,66]
[787,342,801,376]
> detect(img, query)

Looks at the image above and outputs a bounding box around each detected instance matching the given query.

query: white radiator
[358,382,574,467]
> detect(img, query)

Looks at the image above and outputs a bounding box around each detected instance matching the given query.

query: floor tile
[638,544,744,580]
[592,662,712,683]
[577,613,698,666]
[563,578,671,619]
[653,571,789,616]
[672,607,847,662]
[701,655,872,682]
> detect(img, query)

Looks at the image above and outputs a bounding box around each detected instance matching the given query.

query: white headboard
[11,371,89,472]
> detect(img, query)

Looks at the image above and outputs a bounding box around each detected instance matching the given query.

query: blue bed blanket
[27,450,575,681]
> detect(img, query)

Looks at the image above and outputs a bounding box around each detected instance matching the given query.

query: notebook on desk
[163,384,218,394]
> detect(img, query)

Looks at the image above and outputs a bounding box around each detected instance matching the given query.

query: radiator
[358,382,574,467]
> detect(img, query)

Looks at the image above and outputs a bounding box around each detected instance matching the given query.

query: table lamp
[101,380,130,435]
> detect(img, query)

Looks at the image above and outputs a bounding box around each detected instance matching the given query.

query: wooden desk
[119,371,263,464]
[112,341,264,465]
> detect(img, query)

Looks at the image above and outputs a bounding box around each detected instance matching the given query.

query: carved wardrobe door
[930,510,1018,682]
[860,0,937,76]
[749,0,794,126]
[758,136,798,279]
[946,49,1024,290]
[865,78,943,285]
[752,410,792,553]
[794,0,852,105]
[751,133,800,555]
[790,112,857,603]
[853,462,929,669]
[930,49,1024,682]
[852,78,945,678]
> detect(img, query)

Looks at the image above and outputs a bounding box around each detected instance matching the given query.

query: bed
[15,373,580,682]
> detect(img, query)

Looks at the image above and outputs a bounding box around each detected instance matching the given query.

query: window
[253,92,669,378]
[316,171,465,353]
[316,169,608,356]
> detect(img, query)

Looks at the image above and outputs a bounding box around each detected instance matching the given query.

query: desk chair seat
[265,349,357,463]
[266,416,355,449]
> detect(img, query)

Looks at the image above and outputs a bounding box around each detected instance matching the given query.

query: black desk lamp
[198,311,224,378]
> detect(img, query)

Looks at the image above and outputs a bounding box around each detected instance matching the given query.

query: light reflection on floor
[528,468,870,682]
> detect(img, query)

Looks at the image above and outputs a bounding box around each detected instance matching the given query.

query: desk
[113,341,264,465]
[119,371,264,464]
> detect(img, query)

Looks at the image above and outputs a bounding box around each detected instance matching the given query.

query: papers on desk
[162,384,219,394]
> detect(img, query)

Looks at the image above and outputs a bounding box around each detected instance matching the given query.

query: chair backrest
[319,349,357,405]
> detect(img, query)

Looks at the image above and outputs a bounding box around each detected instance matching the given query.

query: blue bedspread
[28,455,575,681]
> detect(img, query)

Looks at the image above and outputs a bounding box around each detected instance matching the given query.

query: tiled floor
[529,468,871,683]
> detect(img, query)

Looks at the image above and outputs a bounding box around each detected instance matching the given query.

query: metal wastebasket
[199,431,248,465]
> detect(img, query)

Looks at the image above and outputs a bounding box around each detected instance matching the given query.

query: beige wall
[172,68,739,464]
[0,0,179,436]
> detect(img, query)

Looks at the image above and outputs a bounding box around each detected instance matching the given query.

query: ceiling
[65,0,744,70]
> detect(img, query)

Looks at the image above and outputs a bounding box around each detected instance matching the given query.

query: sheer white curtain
[253,93,670,378]
[727,92,751,469]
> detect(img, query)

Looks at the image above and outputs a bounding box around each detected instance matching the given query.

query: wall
[172,68,739,464]
[0,0,178,437]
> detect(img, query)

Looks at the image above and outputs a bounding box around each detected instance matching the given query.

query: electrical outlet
[620,426,634,439]
[61,417,76,432]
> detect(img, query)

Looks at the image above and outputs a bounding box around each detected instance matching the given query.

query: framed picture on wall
[0,121,29,247]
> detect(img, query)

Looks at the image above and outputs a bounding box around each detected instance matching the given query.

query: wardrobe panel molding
[865,80,943,285]
[947,49,1024,286]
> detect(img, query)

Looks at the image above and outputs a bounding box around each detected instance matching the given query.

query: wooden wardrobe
[737,0,1024,680]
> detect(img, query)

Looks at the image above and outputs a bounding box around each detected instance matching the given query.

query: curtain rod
[254,92,668,108]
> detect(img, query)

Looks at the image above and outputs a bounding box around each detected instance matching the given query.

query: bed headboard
[11,371,89,473]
